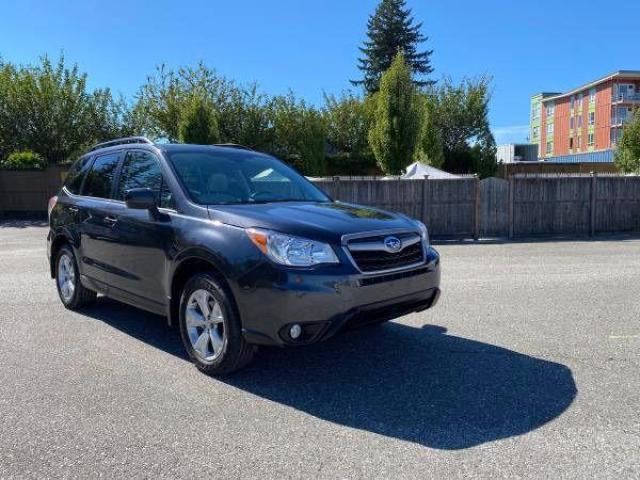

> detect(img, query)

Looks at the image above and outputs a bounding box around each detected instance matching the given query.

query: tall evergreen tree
[352,0,434,94]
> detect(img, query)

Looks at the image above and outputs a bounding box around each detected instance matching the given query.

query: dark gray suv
[48,137,441,374]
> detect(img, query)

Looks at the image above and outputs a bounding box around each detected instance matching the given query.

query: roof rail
[89,136,154,152]
[212,143,254,151]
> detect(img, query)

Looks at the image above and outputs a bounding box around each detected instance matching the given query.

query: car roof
[88,142,267,158]
[158,143,269,157]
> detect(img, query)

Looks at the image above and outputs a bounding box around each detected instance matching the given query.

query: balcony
[611,92,640,103]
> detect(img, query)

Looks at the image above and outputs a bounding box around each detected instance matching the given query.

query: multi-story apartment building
[530,71,640,159]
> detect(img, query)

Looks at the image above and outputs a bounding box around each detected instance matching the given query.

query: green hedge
[0,151,47,170]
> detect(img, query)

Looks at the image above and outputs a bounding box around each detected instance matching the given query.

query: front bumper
[236,247,441,346]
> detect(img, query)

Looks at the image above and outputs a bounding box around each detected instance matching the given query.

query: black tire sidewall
[178,273,244,374]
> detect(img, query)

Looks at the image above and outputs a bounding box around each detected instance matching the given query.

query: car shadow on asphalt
[85,297,577,450]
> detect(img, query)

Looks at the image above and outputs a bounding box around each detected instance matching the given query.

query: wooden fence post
[421,174,429,224]
[332,176,340,201]
[474,174,480,240]
[508,175,515,239]
[589,171,597,237]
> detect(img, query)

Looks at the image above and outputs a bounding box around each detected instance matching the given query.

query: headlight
[246,228,339,267]
[415,220,430,246]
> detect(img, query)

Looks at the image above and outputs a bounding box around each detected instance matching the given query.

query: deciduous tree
[0,55,133,164]
[272,93,326,176]
[426,76,497,177]
[178,94,220,145]
[416,95,444,168]
[615,110,640,173]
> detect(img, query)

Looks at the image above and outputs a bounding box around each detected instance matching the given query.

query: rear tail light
[48,196,58,220]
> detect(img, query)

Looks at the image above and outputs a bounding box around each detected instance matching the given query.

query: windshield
[166,150,330,205]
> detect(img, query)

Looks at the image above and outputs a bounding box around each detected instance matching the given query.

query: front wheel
[178,273,255,375]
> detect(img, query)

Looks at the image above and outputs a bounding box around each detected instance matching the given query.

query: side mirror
[124,188,157,212]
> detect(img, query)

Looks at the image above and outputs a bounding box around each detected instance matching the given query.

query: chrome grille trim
[342,229,426,275]
[347,233,421,252]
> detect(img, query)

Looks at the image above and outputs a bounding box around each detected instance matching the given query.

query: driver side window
[117,151,175,209]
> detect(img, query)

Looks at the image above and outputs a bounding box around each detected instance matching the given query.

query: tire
[55,245,97,309]
[178,272,255,375]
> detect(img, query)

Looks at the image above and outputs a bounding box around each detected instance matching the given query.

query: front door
[107,150,176,307]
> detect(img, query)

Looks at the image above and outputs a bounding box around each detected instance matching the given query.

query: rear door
[107,149,177,306]
[53,154,93,235]
[76,151,124,287]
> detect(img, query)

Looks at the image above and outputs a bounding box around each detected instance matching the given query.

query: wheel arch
[49,231,78,278]
[168,250,235,327]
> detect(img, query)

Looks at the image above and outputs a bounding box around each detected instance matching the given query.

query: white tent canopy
[401,162,460,179]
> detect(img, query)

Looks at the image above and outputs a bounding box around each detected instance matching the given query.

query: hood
[207,201,417,244]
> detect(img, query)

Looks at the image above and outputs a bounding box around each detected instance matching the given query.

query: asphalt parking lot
[0,221,638,479]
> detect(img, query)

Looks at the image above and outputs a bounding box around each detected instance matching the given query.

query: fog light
[289,324,302,340]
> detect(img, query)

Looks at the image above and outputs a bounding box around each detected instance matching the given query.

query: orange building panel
[595,81,613,150]
[553,98,570,156]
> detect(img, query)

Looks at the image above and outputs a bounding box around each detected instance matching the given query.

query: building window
[578,93,583,110]
[546,141,553,155]
[578,115,583,128]
[589,112,595,125]
[570,95,575,111]
[610,128,618,145]
[589,87,596,104]
[615,84,635,101]
[532,126,540,139]
[547,123,554,135]
[569,138,574,149]
[588,132,594,146]
[615,106,632,124]
[570,117,574,130]
[531,104,540,120]
[546,104,554,116]
[577,135,582,149]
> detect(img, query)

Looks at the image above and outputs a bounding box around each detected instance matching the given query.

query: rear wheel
[178,272,255,375]
[55,245,96,309]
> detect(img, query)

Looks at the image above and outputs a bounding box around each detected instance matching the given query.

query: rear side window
[64,156,92,195]
[82,153,120,199]
[117,150,174,209]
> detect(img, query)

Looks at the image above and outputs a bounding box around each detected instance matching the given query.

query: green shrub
[615,110,640,174]
[1,151,47,170]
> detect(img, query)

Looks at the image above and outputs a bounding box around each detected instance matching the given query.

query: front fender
[165,222,264,325]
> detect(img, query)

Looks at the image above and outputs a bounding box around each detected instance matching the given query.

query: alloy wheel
[57,253,76,303]
[185,289,227,362]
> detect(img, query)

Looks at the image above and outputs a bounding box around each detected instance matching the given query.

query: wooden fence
[315,177,479,238]
[313,175,640,238]
[1,167,640,239]
[0,166,68,215]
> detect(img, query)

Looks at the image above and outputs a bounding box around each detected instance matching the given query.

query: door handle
[103,216,118,226]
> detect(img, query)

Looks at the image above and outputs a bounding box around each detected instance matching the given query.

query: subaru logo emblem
[384,236,402,253]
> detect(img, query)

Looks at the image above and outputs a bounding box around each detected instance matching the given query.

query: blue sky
[2,0,639,144]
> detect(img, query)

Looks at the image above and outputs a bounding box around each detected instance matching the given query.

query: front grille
[347,234,424,272]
